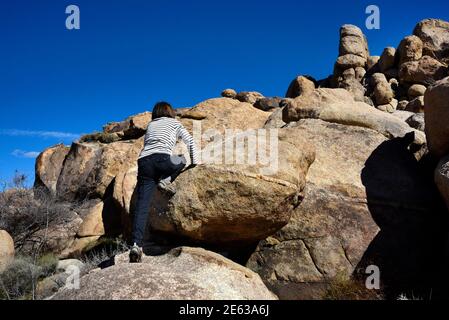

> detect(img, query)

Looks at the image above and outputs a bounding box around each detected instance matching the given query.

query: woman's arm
[177,124,199,165]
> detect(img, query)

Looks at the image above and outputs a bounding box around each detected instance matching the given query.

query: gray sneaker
[158,180,177,196]
[129,244,143,263]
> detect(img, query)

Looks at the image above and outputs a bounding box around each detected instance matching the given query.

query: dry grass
[323,274,384,300]
[81,237,128,272]
[79,132,121,144]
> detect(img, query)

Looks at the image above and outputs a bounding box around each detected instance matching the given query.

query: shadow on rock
[358,132,449,299]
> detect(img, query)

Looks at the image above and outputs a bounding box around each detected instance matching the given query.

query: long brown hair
[152,101,176,120]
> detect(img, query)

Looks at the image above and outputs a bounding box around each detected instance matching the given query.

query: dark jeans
[132,153,186,246]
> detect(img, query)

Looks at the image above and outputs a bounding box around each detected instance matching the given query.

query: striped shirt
[139,117,199,164]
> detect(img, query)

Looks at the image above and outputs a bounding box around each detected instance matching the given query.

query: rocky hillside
[2,18,449,300]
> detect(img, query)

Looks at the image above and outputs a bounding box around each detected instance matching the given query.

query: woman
[129,101,199,263]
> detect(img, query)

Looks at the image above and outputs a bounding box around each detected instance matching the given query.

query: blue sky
[1,0,449,185]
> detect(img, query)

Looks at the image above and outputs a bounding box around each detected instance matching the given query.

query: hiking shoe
[129,244,143,263]
[157,180,177,196]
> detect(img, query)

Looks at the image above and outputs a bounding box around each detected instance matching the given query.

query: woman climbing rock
[129,101,199,263]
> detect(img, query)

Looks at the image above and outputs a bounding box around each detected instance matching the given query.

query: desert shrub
[79,132,121,144]
[0,257,40,300]
[0,253,61,300]
[323,273,384,300]
[0,175,74,256]
[36,253,59,278]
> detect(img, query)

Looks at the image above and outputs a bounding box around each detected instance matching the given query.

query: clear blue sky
[1,0,448,185]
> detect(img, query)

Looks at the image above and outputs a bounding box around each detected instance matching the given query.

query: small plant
[323,273,384,300]
[36,253,59,278]
[12,171,27,190]
[79,132,121,144]
[81,237,128,272]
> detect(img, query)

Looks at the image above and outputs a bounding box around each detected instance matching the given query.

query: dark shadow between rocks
[101,178,123,237]
[142,227,259,265]
[358,131,449,300]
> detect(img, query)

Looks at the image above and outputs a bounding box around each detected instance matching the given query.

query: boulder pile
[25,18,449,300]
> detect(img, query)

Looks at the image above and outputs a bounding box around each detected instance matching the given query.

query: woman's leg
[132,158,156,247]
[159,155,187,183]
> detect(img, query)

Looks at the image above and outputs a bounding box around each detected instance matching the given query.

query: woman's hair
[152,101,176,120]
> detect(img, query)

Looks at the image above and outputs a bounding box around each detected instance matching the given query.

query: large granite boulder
[0,230,14,272]
[338,24,369,60]
[397,35,423,66]
[424,77,449,157]
[56,139,143,202]
[285,76,316,98]
[51,247,278,300]
[399,56,447,85]
[235,91,264,104]
[34,144,70,194]
[116,129,315,245]
[413,19,449,65]
[379,47,396,72]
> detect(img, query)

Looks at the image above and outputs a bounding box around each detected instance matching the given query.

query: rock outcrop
[102,112,152,140]
[413,19,449,65]
[116,128,315,245]
[221,88,237,98]
[379,47,396,72]
[56,139,143,202]
[180,98,271,135]
[285,76,316,98]
[51,247,277,300]
[28,17,449,301]
[247,119,445,299]
[397,35,423,66]
[34,144,70,194]
[235,91,264,104]
[408,84,427,99]
[281,88,425,144]
[333,25,369,102]
[399,56,447,85]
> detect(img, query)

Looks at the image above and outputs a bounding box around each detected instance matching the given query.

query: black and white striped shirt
[139,117,199,164]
